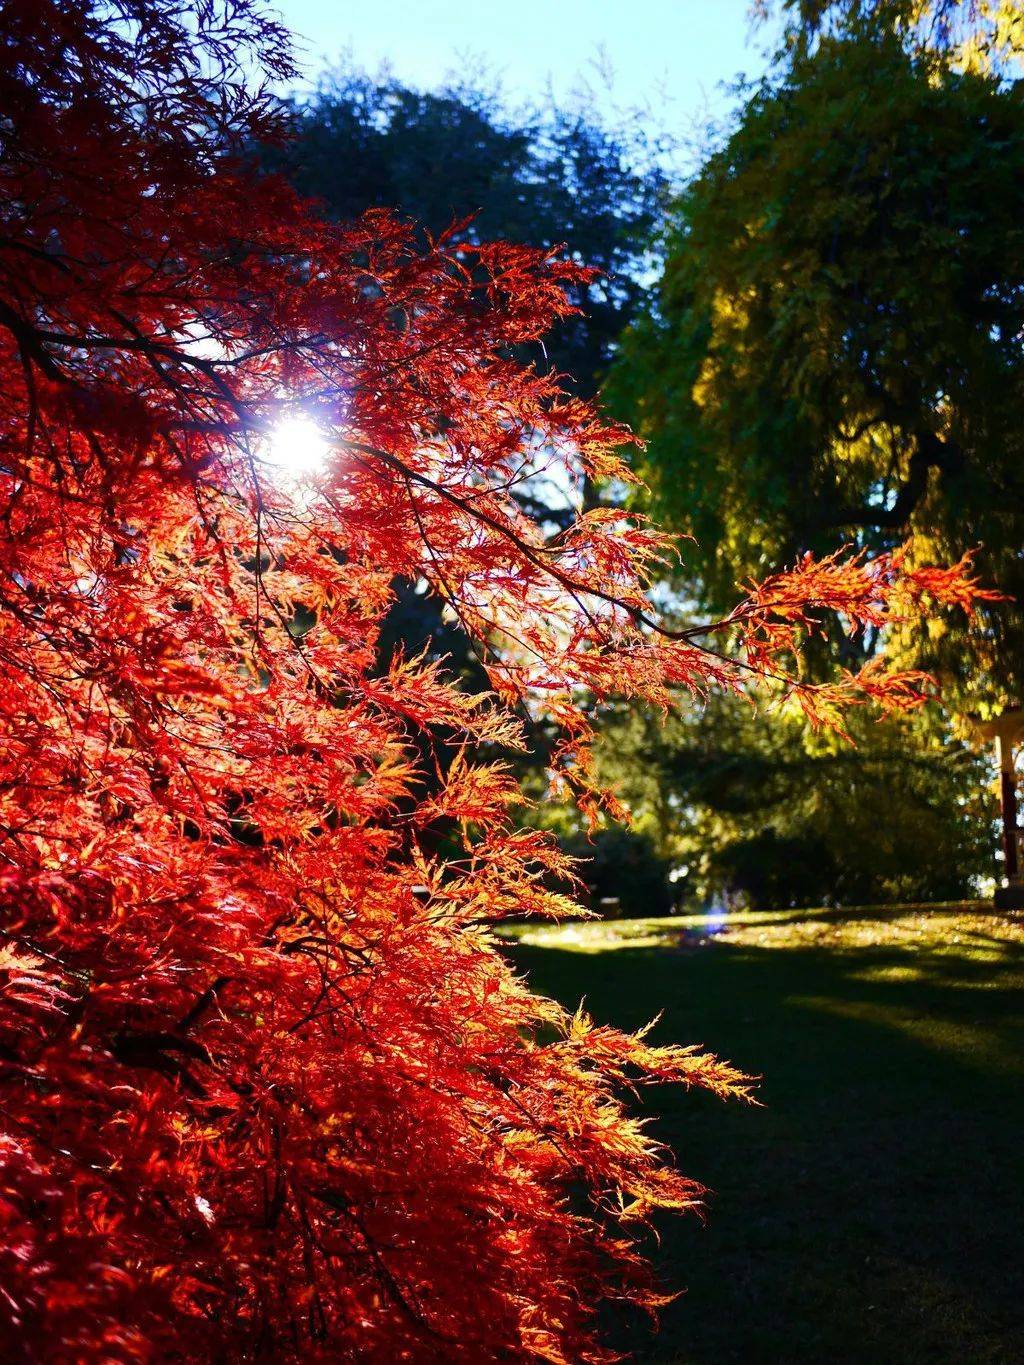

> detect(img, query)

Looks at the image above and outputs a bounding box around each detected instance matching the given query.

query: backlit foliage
[0,2,989,1358]
[760,0,1024,70]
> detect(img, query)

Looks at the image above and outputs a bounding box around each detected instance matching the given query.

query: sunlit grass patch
[499,901,1023,959]
[500,915,692,953]
[789,994,1024,1076]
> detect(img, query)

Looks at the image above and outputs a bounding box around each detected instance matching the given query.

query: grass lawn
[500,905,1024,1363]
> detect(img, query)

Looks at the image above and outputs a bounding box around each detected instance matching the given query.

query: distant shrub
[709,831,840,911]
[562,826,677,918]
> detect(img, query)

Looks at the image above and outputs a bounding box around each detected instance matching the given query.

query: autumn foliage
[0,2,993,1360]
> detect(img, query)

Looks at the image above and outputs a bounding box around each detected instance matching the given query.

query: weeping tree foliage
[609,28,1024,715]
[599,18,1019,900]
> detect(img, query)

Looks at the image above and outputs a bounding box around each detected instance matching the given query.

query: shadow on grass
[506,916,1024,1364]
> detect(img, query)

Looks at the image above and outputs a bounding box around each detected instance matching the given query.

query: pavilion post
[997,733,1020,886]
[977,710,1024,910]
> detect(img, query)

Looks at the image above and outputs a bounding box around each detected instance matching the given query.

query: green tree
[610,29,1024,712]
[601,25,1014,901]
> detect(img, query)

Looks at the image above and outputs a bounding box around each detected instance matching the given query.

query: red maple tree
[0,2,992,1359]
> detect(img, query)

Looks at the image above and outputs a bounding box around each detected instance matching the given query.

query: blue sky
[272,1,778,140]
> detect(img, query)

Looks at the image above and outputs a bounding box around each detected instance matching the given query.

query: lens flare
[264,414,331,481]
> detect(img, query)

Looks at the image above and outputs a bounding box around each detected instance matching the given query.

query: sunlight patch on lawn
[788,995,1024,1076]
[847,963,928,984]
[504,918,690,953]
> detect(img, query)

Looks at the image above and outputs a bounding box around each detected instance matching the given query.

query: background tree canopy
[264,66,670,401]
[610,28,1024,715]
[599,19,1017,907]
